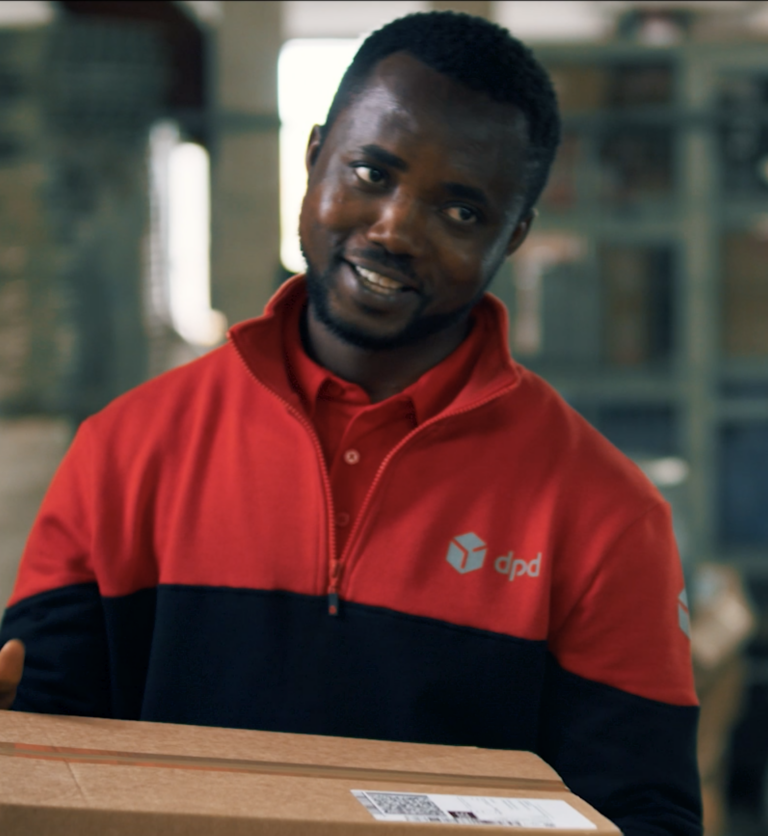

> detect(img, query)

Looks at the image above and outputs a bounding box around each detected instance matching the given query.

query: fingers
[0,639,25,710]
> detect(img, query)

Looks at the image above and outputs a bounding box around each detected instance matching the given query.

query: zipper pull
[328,559,342,616]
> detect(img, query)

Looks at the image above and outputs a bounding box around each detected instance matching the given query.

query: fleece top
[1,276,701,836]
[282,288,485,555]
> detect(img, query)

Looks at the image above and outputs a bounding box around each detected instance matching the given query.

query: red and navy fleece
[1,277,701,836]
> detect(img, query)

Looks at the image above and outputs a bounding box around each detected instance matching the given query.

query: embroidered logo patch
[494,552,541,581]
[445,533,487,574]
[446,534,543,582]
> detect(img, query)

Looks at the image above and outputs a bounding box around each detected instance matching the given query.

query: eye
[444,205,478,224]
[353,165,385,185]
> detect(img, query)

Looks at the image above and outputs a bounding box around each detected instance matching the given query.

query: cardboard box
[691,564,756,677]
[599,244,673,368]
[690,564,755,836]
[546,65,608,113]
[722,231,768,357]
[0,710,619,835]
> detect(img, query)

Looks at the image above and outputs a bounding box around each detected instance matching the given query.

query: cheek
[471,225,515,281]
[481,237,510,275]
[316,189,345,226]
[299,185,349,258]
[426,232,507,306]
[312,179,360,231]
[434,233,496,286]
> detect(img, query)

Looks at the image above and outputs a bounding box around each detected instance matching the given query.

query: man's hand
[0,639,24,709]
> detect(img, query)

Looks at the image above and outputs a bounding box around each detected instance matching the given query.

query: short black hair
[323,10,561,217]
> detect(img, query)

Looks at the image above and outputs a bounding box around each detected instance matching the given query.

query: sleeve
[0,420,112,717]
[540,502,702,836]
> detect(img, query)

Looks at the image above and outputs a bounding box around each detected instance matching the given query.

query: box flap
[0,712,620,835]
[0,711,564,790]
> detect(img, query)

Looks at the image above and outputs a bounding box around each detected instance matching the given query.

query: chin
[314,286,465,351]
[303,252,473,351]
[317,293,412,351]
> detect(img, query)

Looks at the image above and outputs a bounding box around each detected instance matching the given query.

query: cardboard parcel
[0,710,620,835]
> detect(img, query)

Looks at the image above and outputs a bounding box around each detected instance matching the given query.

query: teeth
[356,266,404,292]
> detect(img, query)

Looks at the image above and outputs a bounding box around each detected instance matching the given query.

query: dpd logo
[445,532,487,574]
[494,552,541,581]
[446,533,543,582]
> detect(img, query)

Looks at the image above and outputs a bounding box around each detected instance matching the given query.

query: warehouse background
[0,1,767,833]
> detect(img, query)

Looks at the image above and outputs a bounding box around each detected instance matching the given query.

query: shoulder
[505,366,661,512]
[79,344,249,454]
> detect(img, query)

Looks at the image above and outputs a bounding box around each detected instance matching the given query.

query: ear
[305,125,324,174]
[504,209,536,257]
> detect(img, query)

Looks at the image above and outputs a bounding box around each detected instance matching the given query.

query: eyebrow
[361,144,408,171]
[443,182,489,207]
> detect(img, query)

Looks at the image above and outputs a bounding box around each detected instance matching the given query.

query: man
[0,12,700,836]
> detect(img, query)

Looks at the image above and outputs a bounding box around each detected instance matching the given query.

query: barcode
[355,791,450,821]
[352,791,597,829]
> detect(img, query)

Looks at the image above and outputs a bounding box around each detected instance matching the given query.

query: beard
[302,247,478,351]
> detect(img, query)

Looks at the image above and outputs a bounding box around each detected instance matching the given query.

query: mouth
[349,262,415,297]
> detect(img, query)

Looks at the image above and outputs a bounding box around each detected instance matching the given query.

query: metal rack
[492,40,768,578]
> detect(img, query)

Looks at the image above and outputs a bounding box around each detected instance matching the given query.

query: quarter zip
[337,382,517,577]
[229,324,518,617]
[229,335,340,614]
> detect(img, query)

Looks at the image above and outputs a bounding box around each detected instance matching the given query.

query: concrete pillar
[211,1,282,326]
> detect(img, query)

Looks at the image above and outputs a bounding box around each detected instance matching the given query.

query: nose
[366,192,428,257]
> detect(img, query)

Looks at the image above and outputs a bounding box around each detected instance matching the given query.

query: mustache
[340,248,418,283]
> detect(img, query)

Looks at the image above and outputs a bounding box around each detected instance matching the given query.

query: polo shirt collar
[228,275,520,419]
[283,291,493,426]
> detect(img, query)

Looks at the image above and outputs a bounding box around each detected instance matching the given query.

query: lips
[348,262,416,296]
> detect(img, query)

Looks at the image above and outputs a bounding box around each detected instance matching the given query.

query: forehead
[327,53,529,194]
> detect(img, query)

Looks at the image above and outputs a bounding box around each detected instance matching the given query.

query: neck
[302,307,471,404]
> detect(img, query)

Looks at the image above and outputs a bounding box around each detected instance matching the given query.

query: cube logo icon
[446,532,487,574]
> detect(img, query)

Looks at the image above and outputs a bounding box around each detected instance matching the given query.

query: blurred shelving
[490,40,768,579]
[487,44,768,829]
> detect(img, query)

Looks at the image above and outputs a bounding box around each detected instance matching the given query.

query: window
[148,121,225,347]
[278,38,359,273]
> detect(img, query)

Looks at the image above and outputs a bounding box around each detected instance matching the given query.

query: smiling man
[300,49,532,394]
[0,12,700,836]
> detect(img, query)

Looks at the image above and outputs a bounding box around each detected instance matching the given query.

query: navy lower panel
[2,582,702,836]
[0,583,112,717]
[142,585,546,750]
[2,583,545,749]
[539,656,702,836]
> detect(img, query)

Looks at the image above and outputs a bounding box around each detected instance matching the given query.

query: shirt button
[343,448,361,465]
[336,512,350,528]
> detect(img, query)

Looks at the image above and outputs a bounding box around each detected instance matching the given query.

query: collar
[227,275,521,418]
[281,288,495,425]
